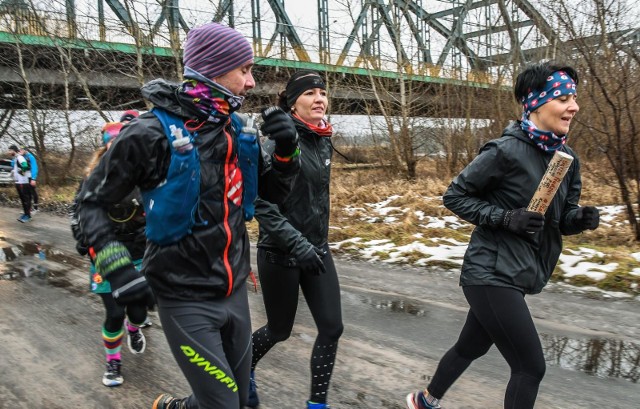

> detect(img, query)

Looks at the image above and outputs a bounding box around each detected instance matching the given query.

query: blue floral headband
[521,71,577,119]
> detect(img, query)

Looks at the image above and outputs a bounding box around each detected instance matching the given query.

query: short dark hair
[513,61,579,103]
[8,144,19,153]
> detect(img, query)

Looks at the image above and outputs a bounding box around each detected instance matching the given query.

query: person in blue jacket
[405,61,600,409]
[7,144,33,222]
[18,146,39,213]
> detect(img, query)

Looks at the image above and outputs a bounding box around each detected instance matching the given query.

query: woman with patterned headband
[247,70,343,409]
[405,61,600,409]
[70,115,149,388]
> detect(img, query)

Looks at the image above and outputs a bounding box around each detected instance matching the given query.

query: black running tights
[427,285,546,409]
[252,246,344,404]
[98,292,147,332]
[15,183,31,216]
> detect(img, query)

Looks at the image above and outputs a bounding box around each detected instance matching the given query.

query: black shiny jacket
[76,79,299,300]
[443,121,586,294]
[255,115,333,256]
[71,182,146,260]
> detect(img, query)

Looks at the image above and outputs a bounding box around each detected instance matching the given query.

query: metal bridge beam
[264,0,311,61]
[318,0,330,64]
[394,0,483,70]
[0,0,612,80]
[214,0,234,26]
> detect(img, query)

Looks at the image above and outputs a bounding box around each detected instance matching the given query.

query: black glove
[261,106,298,157]
[94,241,152,306]
[75,242,89,256]
[576,206,599,230]
[295,245,327,275]
[501,208,545,235]
[70,218,88,255]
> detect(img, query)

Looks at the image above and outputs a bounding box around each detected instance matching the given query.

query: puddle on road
[358,295,425,316]
[541,333,639,383]
[0,240,86,296]
[357,294,638,383]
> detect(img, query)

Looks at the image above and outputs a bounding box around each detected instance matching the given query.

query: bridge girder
[1,0,640,84]
[0,0,568,78]
[0,38,508,118]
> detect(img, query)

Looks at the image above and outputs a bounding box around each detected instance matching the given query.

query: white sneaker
[102,360,123,387]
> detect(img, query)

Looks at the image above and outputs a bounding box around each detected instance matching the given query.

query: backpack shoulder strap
[151,108,193,151]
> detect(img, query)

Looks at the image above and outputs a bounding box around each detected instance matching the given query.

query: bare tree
[333,0,517,180]
[545,0,640,240]
[0,0,190,179]
[0,109,16,139]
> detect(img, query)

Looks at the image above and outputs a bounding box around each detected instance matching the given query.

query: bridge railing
[0,8,175,47]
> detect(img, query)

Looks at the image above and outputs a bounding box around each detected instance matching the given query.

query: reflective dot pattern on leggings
[311,341,338,403]
[251,326,278,369]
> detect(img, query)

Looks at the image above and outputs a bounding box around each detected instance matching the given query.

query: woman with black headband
[405,61,600,409]
[247,70,343,409]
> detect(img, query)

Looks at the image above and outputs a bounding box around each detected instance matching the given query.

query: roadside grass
[2,159,638,296]
[327,165,640,296]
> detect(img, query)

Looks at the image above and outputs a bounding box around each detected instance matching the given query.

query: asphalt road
[0,206,638,409]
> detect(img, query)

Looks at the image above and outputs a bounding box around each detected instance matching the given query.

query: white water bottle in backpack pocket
[170,124,193,153]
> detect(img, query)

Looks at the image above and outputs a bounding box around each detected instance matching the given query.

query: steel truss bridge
[0,0,638,116]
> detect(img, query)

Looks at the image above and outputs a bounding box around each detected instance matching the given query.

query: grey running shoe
[406,391,442,409]
[102,359,123,387]
[139,316,152,328]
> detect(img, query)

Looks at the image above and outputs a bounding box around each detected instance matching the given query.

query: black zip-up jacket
[255,115,333,255]
[77,79,299,300]
[443,121,586,294]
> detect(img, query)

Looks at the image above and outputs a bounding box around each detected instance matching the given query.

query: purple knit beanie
[183,23,254,80]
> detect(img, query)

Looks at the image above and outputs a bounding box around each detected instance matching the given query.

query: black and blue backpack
[141,108,259,246]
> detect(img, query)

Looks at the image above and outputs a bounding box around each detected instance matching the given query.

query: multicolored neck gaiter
[520,70,577,152]
[178,67,244,124]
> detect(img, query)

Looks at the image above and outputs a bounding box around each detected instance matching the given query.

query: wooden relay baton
[527,150,574,214]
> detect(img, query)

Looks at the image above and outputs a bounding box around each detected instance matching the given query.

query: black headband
[285,71,326,109]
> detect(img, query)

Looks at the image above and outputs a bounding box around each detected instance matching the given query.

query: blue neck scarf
[520,71,577,152]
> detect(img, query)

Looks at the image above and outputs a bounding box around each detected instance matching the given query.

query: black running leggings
[28,178,38,207]
[15,183,32,216]
[252,245,344,404]
[156,287,252,409]
[427,285,546,409]
[98,292,147,332]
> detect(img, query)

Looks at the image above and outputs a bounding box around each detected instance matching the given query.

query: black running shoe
[127,329,146,354]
